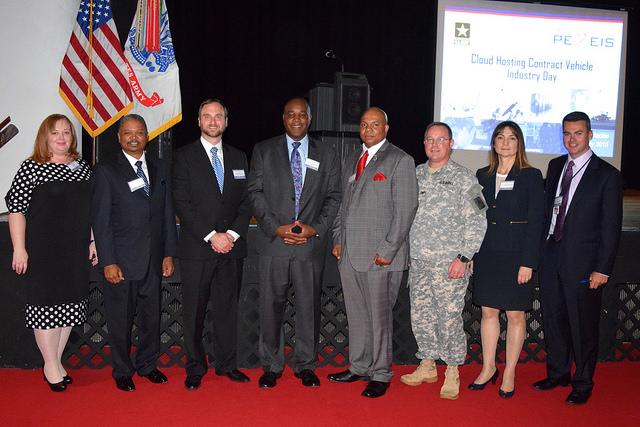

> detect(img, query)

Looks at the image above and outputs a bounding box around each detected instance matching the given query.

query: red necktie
[355,150,368,181]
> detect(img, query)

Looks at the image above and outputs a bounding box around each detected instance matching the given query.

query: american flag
[59,0,133,137]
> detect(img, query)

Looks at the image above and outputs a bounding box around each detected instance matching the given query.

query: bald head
[359,107,389,148]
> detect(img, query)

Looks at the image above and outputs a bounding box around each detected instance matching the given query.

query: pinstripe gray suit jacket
[332,140,418,272]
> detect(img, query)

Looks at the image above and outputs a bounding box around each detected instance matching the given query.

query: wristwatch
[456,253,470,263]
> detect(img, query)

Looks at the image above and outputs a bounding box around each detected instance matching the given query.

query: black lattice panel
[319,286,349,366]
[63,276,640,369]
[611,283,640,361]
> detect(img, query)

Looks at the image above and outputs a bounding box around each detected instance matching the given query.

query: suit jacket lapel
[193,141,222,197]
[351,141,390,202]
[278,136,295,197]
[546,157,565,208]
[484,171,497,204]
[495,167,518,203]
[147,156,157,197]
[299,138,319,204]
[117,151,148,200]
[222,144,234,197]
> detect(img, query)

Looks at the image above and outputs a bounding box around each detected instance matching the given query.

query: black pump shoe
[468,368,499,390]
[43,372,67,392]
[499,387,515,398]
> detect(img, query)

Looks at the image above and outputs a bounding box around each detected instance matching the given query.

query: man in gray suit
[248,97,341,388]
[328,107,418,398]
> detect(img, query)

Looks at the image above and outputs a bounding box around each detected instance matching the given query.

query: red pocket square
[373,172,387,181]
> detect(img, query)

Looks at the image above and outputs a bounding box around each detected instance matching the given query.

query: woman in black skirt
[468,121,544,398]
[6,114,97,392]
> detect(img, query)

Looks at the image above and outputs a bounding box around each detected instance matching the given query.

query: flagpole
[92,136,97,166]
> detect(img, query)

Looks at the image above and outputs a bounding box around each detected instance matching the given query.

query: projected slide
[437,1,626,159]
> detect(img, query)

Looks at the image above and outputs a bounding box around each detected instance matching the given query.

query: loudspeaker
[309,130,360,173]
[308,83,335,132]
[334,73,370,132]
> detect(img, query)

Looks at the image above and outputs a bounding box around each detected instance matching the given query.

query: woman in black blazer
[468,121,544,398]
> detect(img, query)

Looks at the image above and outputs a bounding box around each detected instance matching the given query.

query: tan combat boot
[440,365,460,400]
[400,359,438,386]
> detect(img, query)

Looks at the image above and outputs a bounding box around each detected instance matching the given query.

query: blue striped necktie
[135,160,150,196]
[210,146,224,193]
[291,141,302,219]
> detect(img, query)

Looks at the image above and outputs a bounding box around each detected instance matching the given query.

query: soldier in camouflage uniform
[401,122,487,400]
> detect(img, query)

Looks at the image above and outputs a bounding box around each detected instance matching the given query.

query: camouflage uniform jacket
[409,159,487,263]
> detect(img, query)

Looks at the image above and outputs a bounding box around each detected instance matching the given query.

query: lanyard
[555,155,592,197]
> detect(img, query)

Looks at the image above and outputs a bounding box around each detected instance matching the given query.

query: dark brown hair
[488,121,531,174]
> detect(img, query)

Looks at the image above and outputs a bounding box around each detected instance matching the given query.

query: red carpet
[1,362,638,426]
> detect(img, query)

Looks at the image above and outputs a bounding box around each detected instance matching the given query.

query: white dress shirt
[360,138,387,167]
[122,151,150,185]
[547,148,593,236]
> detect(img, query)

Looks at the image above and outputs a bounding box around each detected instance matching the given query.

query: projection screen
[434,0,628,175]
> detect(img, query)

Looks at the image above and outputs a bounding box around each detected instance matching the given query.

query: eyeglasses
[424,137,450,146]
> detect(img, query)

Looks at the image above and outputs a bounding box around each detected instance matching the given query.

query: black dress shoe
[115,376,135,392]
[43,373,67,392]
[532,374,570,391]
[499,387,515,398]
[185,375,203,391]
[327,370,369,383]
[566,389,591,405]
[140,368,168,384]
[361,381,389,398]
[294,369,321,387]
[63,375,73,385]
[468,368,499,390]
[216,369,250,383]
[258,372,282,388]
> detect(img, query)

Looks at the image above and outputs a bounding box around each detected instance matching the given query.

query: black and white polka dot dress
[5,158,92,329]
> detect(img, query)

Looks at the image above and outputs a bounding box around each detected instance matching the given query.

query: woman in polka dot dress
[5,114,97,392]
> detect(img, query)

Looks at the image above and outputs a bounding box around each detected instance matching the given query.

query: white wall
[0,0,82,213]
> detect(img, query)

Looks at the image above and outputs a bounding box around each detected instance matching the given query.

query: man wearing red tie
[328,107,418,398]
[533,111,623,405]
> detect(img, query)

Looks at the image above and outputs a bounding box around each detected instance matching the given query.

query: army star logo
[456,23,470,38]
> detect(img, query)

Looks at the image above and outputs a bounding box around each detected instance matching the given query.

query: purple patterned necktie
[553,160,574,241]
[291,141,302,219]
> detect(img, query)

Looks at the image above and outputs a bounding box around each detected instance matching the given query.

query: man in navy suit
[92,114,177,391]
[533,111,623,405]
[172,99,252,390]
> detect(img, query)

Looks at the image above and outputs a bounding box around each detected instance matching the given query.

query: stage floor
[623,190,640,230]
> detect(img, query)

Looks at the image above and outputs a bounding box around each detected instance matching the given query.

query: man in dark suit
[533,111,623,405]
[92,114,177,392]
[172,99,252,390]
[328,107,418,398]
[248,97,341,388]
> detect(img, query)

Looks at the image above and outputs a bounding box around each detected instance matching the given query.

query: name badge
[305,158,320,171]
[128,177,145,192]
[553,195,563,215]
[500,180,514,190]
[348,174,356,183]
[66,160,80,171]
[233,169,246,179]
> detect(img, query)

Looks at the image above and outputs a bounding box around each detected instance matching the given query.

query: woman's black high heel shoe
[467,368,499,390]
[499,387,515,398]
[43,371,67,392]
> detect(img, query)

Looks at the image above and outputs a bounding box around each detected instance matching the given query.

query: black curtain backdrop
[108,0,640,188]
